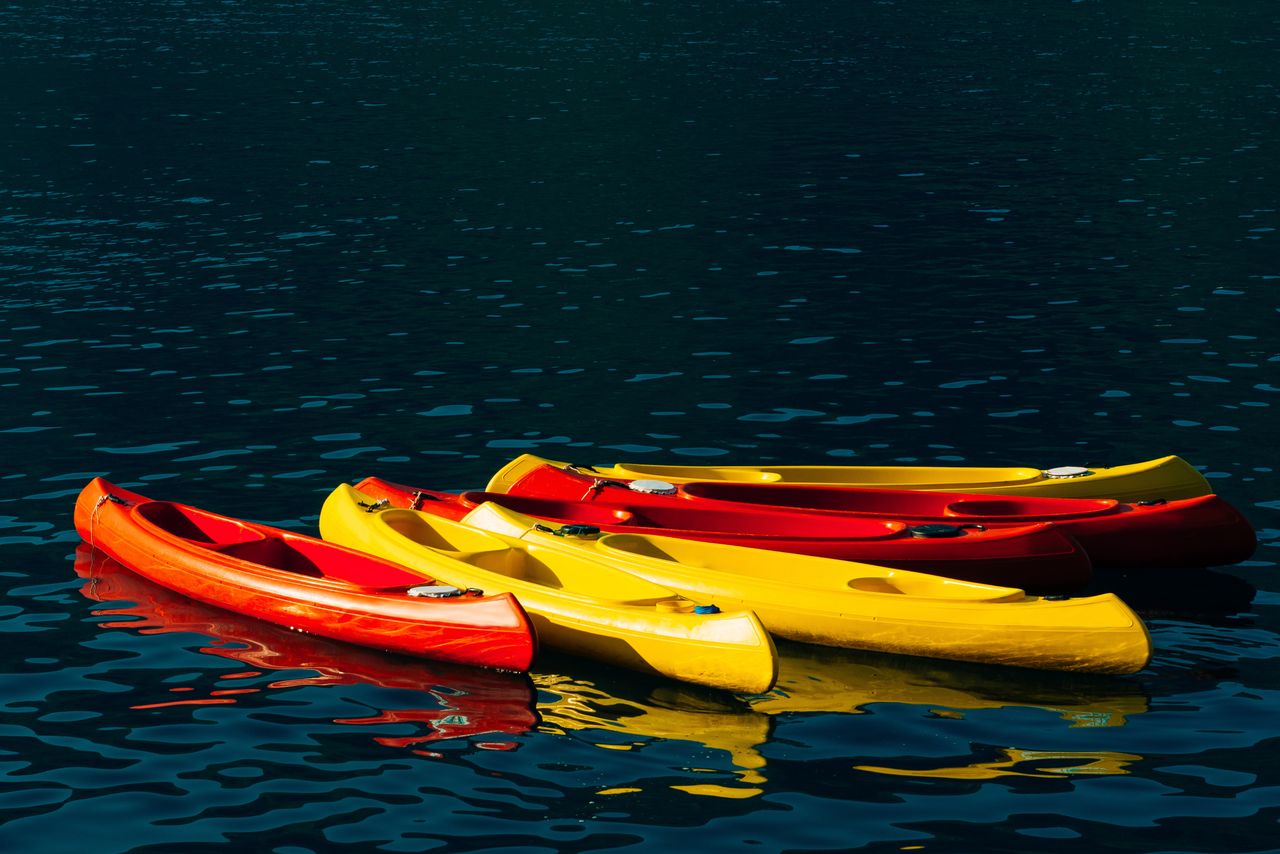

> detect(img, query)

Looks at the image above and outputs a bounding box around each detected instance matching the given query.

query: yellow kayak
[487,453,1210,501]
[461,501,1152,675]
[318,483,778,694]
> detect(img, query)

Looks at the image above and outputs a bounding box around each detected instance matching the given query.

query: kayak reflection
[855,747,1143,780]
[73,545,538,750]
[754,641,1149,727]
[535,641,1149,795]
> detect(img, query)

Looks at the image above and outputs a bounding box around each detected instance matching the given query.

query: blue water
[2,0,1278,850]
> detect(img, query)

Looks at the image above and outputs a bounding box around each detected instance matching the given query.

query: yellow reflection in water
[856,747,1143,779]
[752,644,1149,728]
[670,784,764,799]
[537,642,1149,797]
[536,671,770,795]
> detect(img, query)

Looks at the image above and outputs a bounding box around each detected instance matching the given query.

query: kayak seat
[944,498,1114,519]
[137,501,266,546]
[218,538,325,578]
[598,536,677,562]
[468,548,566,590]
[848,573,1022,601]
[322,556,427,588]
[943,499,1041,519]
[381,509,508,553]
[848,577,906,594]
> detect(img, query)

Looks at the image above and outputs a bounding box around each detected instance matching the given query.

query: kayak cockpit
[214,536,427,588]
[847,574,1025,602]
[381,508,516,553]
[136,502,427,588]
[135,501,263,545]
[943,497,1119,520]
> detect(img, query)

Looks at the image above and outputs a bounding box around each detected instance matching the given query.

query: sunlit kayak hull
[73,478,536,671]
[490,460,1256,569]
[319,483,778,694]
[488,453,1211,501]
[445,500,1151,674]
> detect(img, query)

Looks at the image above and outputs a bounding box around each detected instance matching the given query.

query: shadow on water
[73,545,539,751]
[1084,566,1258,623]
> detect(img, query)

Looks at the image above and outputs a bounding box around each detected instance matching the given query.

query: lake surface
[2,1,1277,850]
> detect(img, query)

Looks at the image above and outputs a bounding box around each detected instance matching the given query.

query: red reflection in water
[74,545,538,749]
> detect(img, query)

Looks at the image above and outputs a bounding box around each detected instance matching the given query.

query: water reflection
[855,747,1142,780]
[535,641,1149,797]
[754,642,1149,727]
[73,545,538,751]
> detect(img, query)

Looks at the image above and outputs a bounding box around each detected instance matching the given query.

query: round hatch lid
[1042,466,1094,479]
[907,524,965,539]
[407,584,464,598]
[628,479,678,495]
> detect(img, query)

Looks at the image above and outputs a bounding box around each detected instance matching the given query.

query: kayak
[352,478,1093,592]
[73,478,536,672]
[74,545,539,746]
[487,459,1257,569]
[487,453,1212,502]
[364,485,1149,674]
[318,483,779,694]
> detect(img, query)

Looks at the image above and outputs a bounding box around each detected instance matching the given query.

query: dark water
[2,0,1278,850]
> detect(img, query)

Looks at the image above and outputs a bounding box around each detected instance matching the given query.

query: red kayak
[491,461,1257,569]
[353,477,1094,592]
[73,478,537,671]
[74,545,539,747]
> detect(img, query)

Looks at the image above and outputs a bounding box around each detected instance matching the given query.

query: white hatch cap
[407,584,465,598]
[628,479,678,495]
[1042,466,1093,479]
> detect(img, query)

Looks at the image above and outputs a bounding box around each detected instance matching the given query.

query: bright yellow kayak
[319,483,778,694]
[462,501,1152,675]
[487,453,1210,501]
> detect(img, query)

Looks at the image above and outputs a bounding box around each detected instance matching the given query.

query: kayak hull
[488,453,1212,501]
[491,461,1256,569]
[74,478,536,671]
[319,483,778,694]
[457,501,1151,675]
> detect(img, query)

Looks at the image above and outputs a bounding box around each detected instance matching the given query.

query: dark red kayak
[353,477,1094,593]
[490,461,1257,569]
[74,478,537,671]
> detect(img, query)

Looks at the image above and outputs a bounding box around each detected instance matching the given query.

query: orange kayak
[73,478,536,671]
